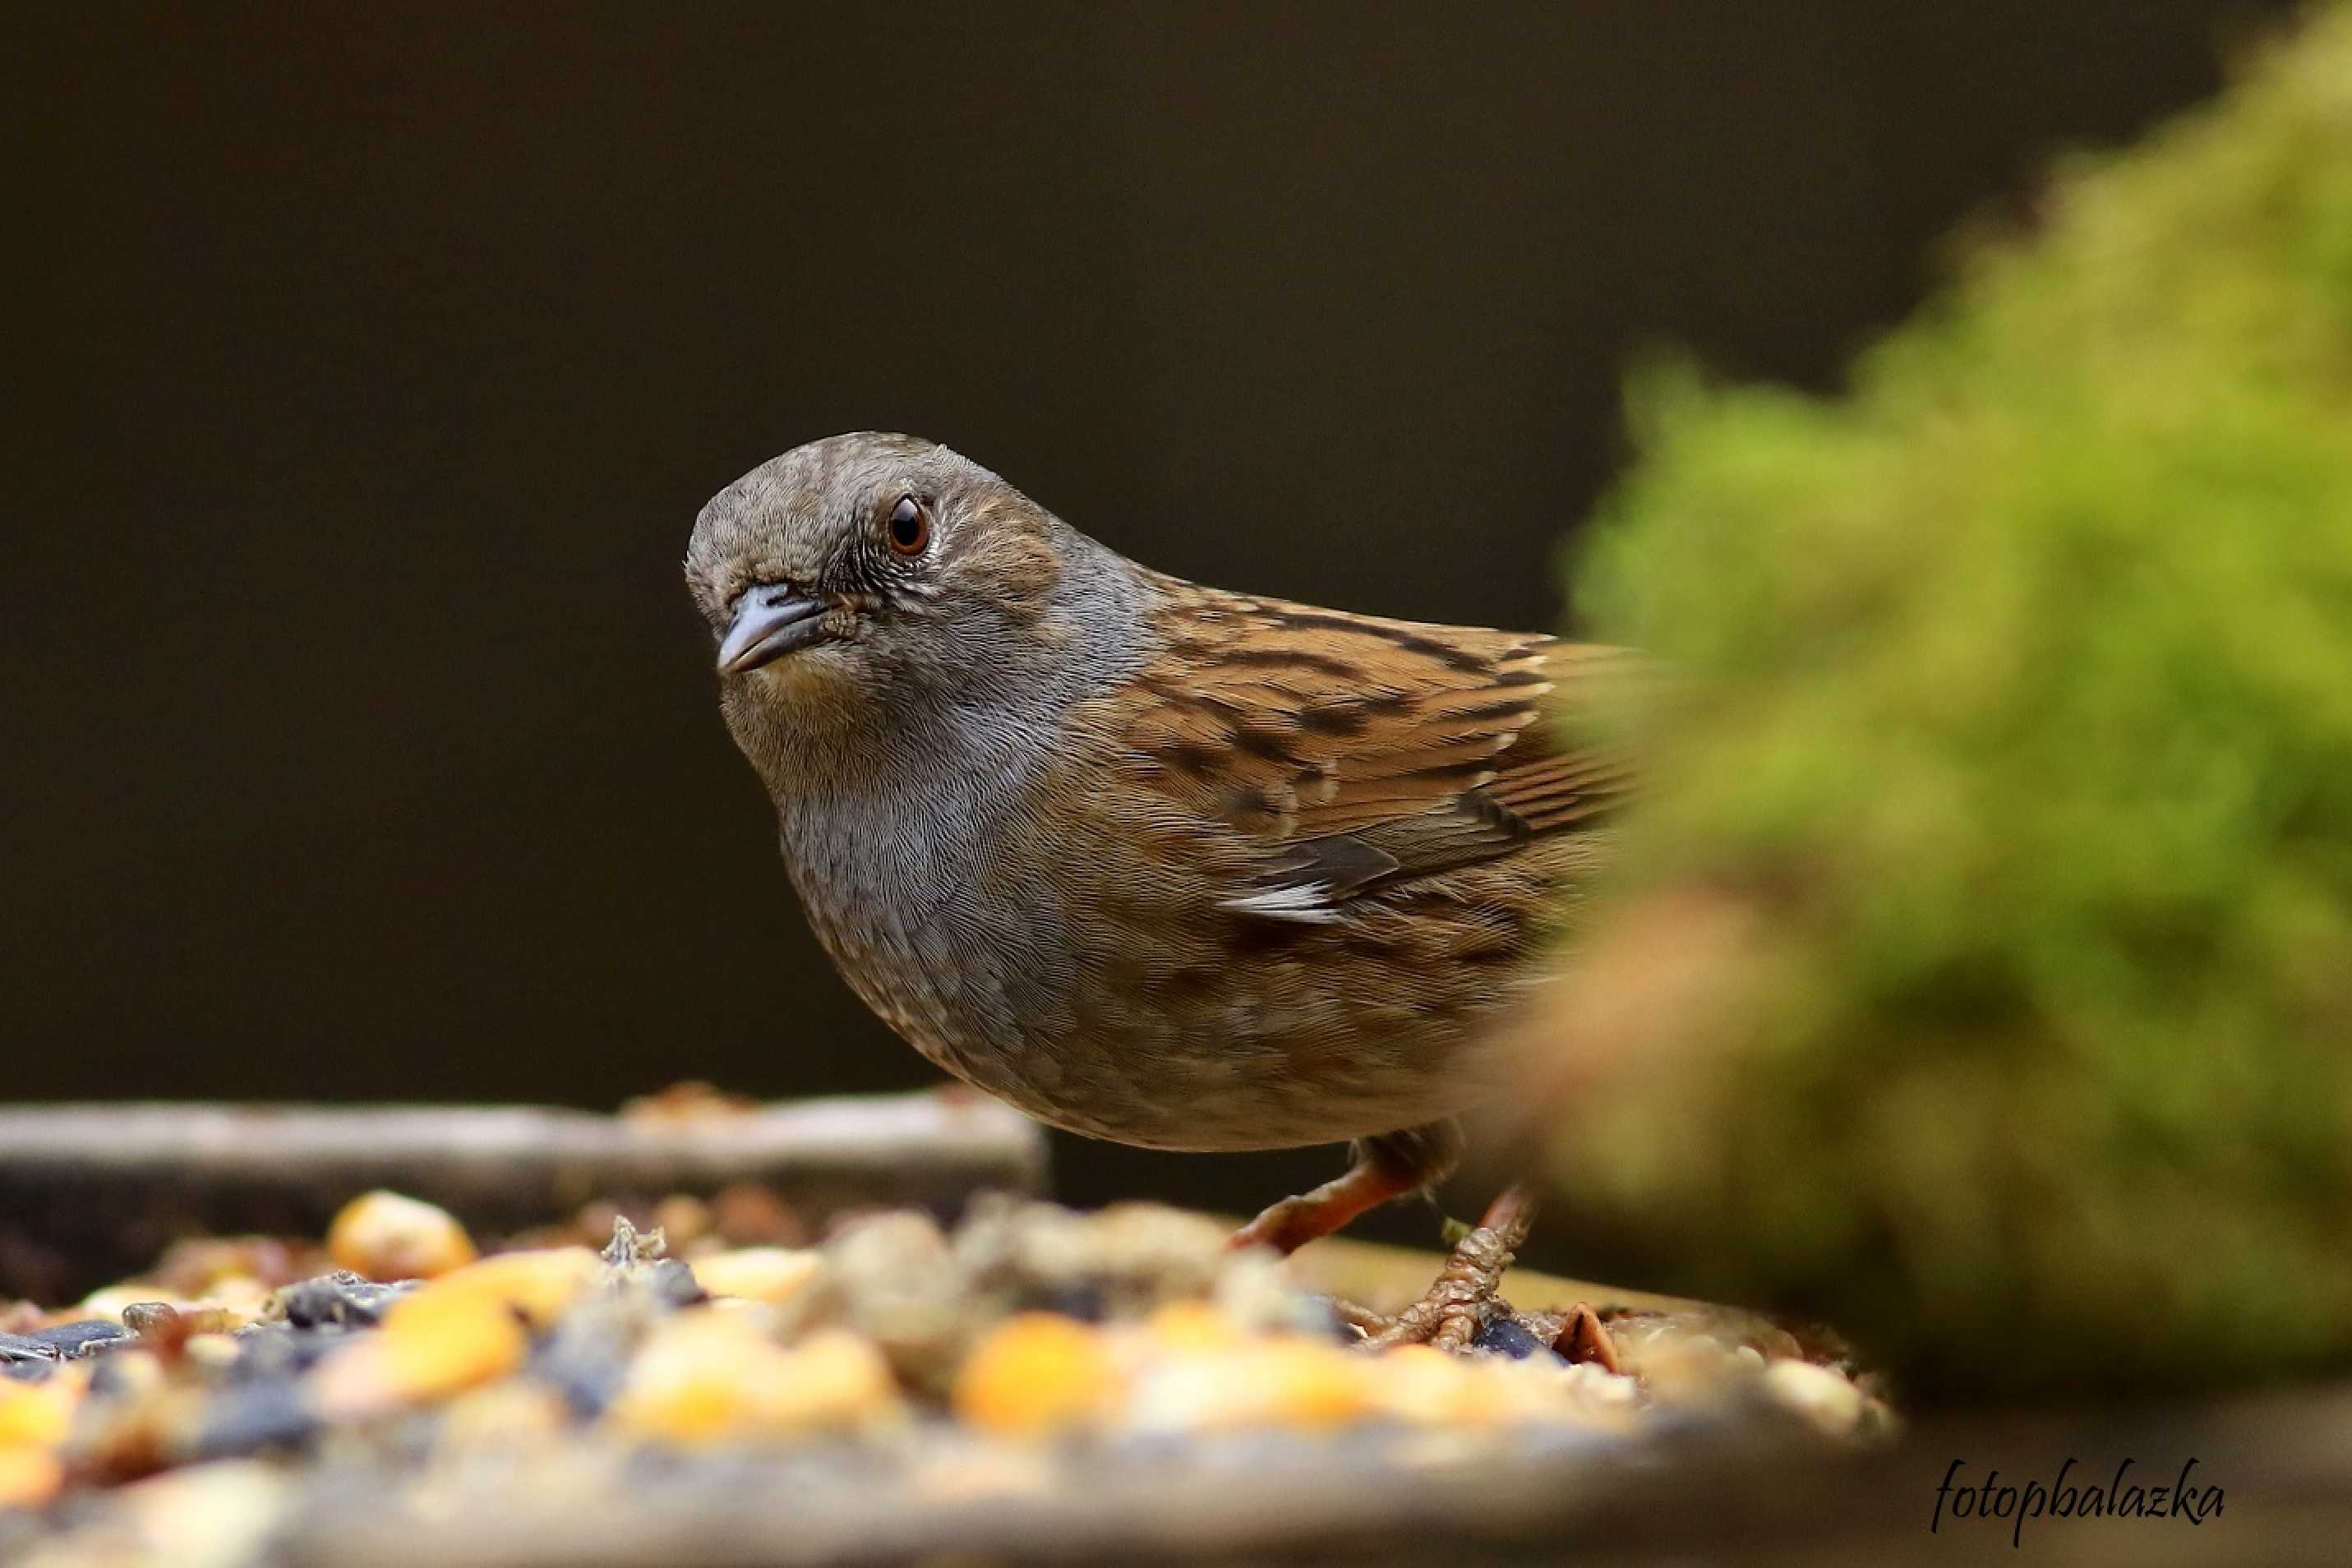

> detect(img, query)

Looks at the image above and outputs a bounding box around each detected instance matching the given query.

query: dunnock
[686,434,1634,1347]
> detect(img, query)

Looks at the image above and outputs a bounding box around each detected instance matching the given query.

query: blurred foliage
[1543,2,2352,1399]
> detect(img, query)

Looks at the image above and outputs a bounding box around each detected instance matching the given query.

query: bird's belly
[808,888,1533,1153]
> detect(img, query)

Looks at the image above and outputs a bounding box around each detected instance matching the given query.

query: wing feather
[1115,579,1639,922]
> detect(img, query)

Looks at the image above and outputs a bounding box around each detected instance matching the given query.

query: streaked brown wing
[1118,577,1638,921]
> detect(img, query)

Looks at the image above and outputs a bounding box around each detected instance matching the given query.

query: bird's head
[685,433,1137,770]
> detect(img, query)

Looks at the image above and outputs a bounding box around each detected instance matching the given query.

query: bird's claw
[1344,1192,1530,1353]
[1331,1185,1624,1370]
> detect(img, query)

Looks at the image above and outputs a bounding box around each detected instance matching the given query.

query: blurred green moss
[1550,3,2352,1398]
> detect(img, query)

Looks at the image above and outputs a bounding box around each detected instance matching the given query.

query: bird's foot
[1340,1183,1533,1354]
[1332,1185,1625,1370]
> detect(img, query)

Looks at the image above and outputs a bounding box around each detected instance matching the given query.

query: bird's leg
[1352,1182,1537,1353]
[1229,1121,1462,1256]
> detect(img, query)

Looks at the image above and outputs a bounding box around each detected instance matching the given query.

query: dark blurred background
[7,2,2288,1241]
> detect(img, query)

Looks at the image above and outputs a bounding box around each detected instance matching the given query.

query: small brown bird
[685,433,1634,1345]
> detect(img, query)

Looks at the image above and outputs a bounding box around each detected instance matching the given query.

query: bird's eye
[885,494,930,556]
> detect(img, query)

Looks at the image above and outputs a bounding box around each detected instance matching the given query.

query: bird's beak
[717,583,831,674]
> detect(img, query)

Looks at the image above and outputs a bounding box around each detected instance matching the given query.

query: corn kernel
[0,1447,64,1510]
[1139,1300,1243,1354]
[311,1254,594,1416]
[1365,1343,1510,1427]
[406,1247,602,1331]
[1127,1336,1374,1432]
[0,1375,81,1450]
[690,1247,823,1306]
[326,1190,479,1281]
[954,1313,1119,1435]
[607,1315,902,1445]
